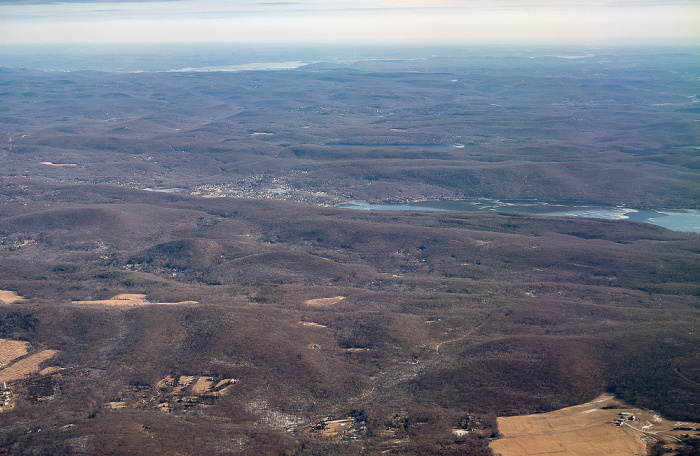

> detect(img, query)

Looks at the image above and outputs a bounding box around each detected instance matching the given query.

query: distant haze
[1,0,699,45]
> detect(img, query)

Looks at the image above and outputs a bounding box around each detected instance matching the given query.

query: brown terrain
[0,182,695,454]
[0,47,698,455]
[492,394,700,456]
[72,293,198,308]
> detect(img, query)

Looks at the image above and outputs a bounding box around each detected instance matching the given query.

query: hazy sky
[1,0,699,45]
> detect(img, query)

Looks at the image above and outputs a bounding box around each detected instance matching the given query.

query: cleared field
[305,296,345,307]
[0,339,30,367]
[179,375,196,386]
[156,375,237,397]
[490,394,699,456]
[491,425,645,456]
[321,418,354,438]
[38,162,77,167]
[38,366,61,376]
[0,350,59,383]
[191,377,216,394]
[214,379,235,390]
[306,417,364,441]
[298,321,327,328]
[156,375,176,389]
[72,293,198,307]
[0,290,25,304]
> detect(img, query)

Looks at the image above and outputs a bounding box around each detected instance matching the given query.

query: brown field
[0,339,30,366]
[491,426,645,456]
[191,377,216,394]
[0,350,59,383]
[156,375,176,389]
[72,293,198,307]
[214,379,237,395]
[304,296,345,307]
[215,379,235,390]
[298,321,327,328]
[0,290,25,304]
[38,161,77,167]
[156,375,237,397]
[179,376,196,386]
[321,418,354,438]
[490,394,700,456]
[306,416,364,441]
[38,366,61,376]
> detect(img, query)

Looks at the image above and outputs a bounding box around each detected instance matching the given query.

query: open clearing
[490,394,700,456]
[298,321,327,328]
[0,339,30,366]
[304,296,345,307]
[191,376,217,394]
[320,418,354,438]
[307,417,363,440]
[0,350,59,383]
[147,375,238,413]
[156,375,237,397]
[0,290,25,304]
[72,293,198,307]
[38,162,77,167]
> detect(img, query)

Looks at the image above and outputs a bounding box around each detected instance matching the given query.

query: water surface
[326,143,466,149]
[338,199,700,233]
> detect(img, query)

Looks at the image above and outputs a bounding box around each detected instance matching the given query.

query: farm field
[0,339,30,367]
[491,394,700,456]
[38,162,77,167]
[0,350,58,383]
[304,296,346,307]
[72,293,198,307]
[307,417,362,440]
[0,290,24,304]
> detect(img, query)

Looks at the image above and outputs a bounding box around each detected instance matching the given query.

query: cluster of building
[613,412,636,426]
[108,375,239,414]
[0,382,13,410]
[308,415,366,441]
[191,179,340,206]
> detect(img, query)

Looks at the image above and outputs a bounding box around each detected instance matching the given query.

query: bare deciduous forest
[0,47,698,455]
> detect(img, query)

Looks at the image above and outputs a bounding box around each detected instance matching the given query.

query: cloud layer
[1,0,698,44]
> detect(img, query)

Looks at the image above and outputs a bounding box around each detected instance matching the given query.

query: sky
[0,0,699,45]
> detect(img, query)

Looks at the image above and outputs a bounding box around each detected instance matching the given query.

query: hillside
[0,181,697,454]
[1,47,699,455]
[1,50,699,210]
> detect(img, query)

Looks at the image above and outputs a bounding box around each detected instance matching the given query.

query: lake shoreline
[337,198,700,234]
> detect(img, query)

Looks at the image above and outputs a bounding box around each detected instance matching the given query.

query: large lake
[326,143,466,150]
[338,199,700,234]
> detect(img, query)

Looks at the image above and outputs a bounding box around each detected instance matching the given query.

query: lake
[338,199,700,234]
[326,143,466,149]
